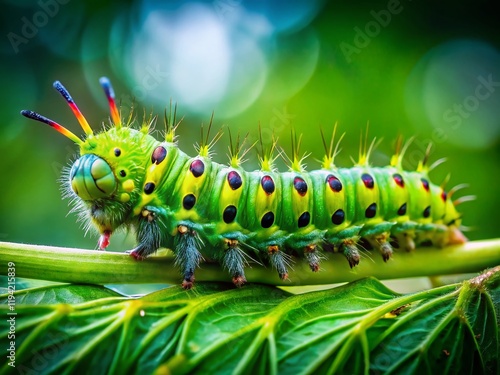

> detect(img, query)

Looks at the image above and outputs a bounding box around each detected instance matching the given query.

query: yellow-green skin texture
[70,126,463,284]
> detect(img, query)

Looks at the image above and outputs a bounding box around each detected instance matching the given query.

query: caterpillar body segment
[21,78,466,289]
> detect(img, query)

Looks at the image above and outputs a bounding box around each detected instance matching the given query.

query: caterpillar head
[21,78,157,247]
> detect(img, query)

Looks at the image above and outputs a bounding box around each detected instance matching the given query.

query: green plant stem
[0,239,499,286]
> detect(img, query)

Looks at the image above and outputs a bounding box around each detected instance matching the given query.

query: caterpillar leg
[175,225,203,289]
[98,230,112,250]
[448,227,467,245]
[393,232,416,252]
[304,244,322,272]
[129,208,163,260]
[341,239,360,268]
[366,233,393,262]
[222,239,247,287]
[267,245,292,280]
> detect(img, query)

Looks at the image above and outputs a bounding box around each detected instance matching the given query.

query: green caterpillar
[21,77,467,289]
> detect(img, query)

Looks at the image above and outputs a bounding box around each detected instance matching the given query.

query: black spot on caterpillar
[21,77,468,289]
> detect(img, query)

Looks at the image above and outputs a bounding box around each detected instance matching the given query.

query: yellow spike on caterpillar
[227,130,256,168]
[448,183,470,198]
[416,142,433,172]
[429,157,447,173]
[257,124,279,172]
[357,124,382,167]
[390,136,414,169]
[320,123,345,169]
[196,113,223,158]
[283,127,310,172]
[453,195,477,206]
[163,101,180,143]
[21,77,468,289]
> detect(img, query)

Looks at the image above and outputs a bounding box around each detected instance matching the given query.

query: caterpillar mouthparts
[21,77,468,289]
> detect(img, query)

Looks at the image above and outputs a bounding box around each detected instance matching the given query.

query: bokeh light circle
[107,0,323,119]
[405,39,500,149]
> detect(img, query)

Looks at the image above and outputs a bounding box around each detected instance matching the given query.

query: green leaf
[0,268,498,375]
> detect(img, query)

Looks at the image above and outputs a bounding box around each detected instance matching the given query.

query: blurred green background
[1,0,499,252]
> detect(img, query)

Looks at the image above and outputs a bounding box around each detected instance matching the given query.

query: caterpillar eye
[114,148,121,157]
[70,154,117,200]
[119,170,126,177]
